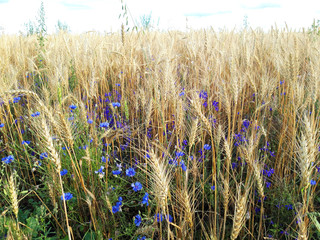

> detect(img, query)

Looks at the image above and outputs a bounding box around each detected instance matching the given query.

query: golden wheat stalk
[230,186,250,240]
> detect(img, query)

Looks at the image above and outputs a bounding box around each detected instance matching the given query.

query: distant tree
[56,20,70,33]
[24,20,37,36]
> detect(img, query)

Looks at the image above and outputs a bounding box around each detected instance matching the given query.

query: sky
[0,0,319,34]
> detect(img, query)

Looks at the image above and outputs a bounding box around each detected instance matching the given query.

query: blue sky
[0,0,319,34]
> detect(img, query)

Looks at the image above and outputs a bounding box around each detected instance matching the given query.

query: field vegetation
[0,22,320,239]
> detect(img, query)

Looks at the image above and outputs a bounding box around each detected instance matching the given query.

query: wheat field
[0,29,320,239]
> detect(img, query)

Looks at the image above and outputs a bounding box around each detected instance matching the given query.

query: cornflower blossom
[132,182,143,192]
[40,152,48,160]
[310,179,316,185]
[69,104,77,110]
[60,169,68,176]
[112,197,123,213]
[141,192,149,206]
[13,97,21,103]
[2,155,14,164]
[203,144,211,151]
[180,160,187,171]
[212,101,219,111]
[61,192,73,201]
[134,214,142,227]
[100,122,109,128]
[21,140,31,145]
[137,236,146,240]
[95,166,105,178]
[31,112,40,117]
[126,167,136,177]
[112,102,121,108]
[0,123,4,128]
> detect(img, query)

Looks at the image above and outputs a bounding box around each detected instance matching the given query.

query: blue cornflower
[212,101,219,111]
[40,152,48,160]
[112,102,121,108]
[232,162,238,169]
[132,182,143,192]
[112,169,122,175]
[60,169,68,176]
[203,144,211,151]
[21,140,31,145]
[95,166,105,176]
[100,121,109,128]
[61,192,73,201]
[181,162,187,171]
[310,179,316,185]
[285,204,293,210]
[134,214,142,227]
[243,119,250,129]
[0,123,4,128]
[154,213,163,222]
[211,185,215,191]
[266,182,271,188]
[126,167,136,177]
[101,156,106,163]
[115,83,120,86]
[175,151,185,157]
[31,111,40,117]
[199,90,208,99]
[2,155,14,164]
[137,236,146,240]
[141,192,149,206]
[69,104,77,110]
[165,214,173,223]
[87,119,93,124]
[112,205,120,213]
[13,97,21,103]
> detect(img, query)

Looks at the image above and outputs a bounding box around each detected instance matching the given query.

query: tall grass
[0,28,320,239]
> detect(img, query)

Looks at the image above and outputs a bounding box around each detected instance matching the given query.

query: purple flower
[61,192,73,201]
[126,167,136,177]
[112,205,120,213]
[2,155,14,164]
[243,119,250,129]
[134,214,142,226]
[21,140,31,145]
[203,144,211,151]
[310,179,316,186]
[211,185,215,191]
[154,213,163,222]
[40,152,48,160]
[0,123,4,128]
[141,192,149,206]
[60,169,68,176]
[69,104,77,110]
[112,102,121,108]
[175,151,185,157]
[132,182,143,192]
[31,111,40,117]
[137,236,146,240]
[266,182,271,188]
[199,90,208,99]
[95,166,105,176]
[100,121,109,128]
[165,214,173,222]
[112,170,122,175]
[87,119,93,124]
